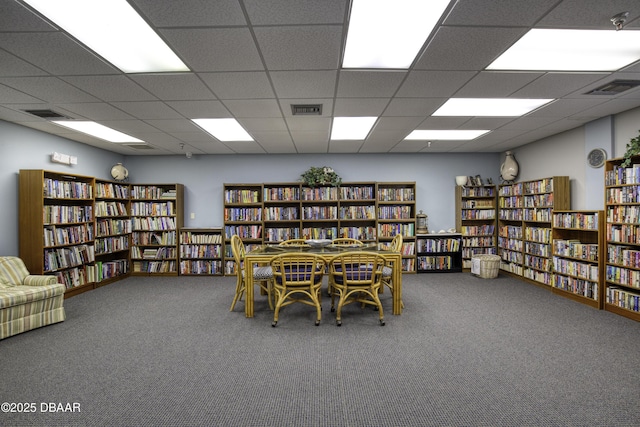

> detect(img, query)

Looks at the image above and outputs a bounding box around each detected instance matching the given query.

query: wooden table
[243,244,403,318]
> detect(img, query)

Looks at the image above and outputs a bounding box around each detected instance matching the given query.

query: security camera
[186,152,192,159]
[611,11,629,31]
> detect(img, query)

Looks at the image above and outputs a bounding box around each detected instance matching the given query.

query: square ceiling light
[342,0,452,69]
[330,117,377,140]
[192,118,254,142]
[52,121,145,143]
[433,98,554,117]
[23,0,189,73]
[404,130,490,140]
[487,29,640,72]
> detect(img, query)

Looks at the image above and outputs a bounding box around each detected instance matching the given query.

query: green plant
[300,166,342,187]
[622,130,640,167]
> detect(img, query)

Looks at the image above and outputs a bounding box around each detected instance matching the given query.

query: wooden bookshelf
[498,176,571,286]
[551,210,604,309]
[179,228,224,276]
[19,169,96,296]
[604,157,640,321]
[455,185,497,269]
[94,179,131,286]
[130,184,184,276]
[416,233,462,273]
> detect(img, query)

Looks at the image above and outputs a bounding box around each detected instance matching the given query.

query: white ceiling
[1,0,640,155]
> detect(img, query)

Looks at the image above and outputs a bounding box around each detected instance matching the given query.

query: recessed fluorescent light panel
[52,121,144,143]
[330,117,377,140]
[343,0,452,69]
[433,98,554,117]
[404,130,490,140]
[23,0,189,73]
[487,29,640,71]
[192,119,254,142]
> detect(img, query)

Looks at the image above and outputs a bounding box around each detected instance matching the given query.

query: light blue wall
[0,119,500,255]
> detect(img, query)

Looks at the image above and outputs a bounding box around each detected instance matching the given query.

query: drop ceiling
[1,0,639,155]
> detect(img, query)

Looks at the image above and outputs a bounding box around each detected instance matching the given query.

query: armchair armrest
[23,275,58,287]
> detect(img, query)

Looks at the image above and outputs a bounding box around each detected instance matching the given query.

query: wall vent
[586,80,640,95]
[291,104,322,115]
[23,109,69,119]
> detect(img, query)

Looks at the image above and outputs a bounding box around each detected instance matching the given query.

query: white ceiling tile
[165,100,231,118]
[443,0,559,26]
[56,103,135,121]
[270,71,337,99]
[396,71,476,98]
[129,74,216,101]
[254,26,342,70]
[383,98,445,117]
[0,50,48,77]
[238,117,288,132]
[328,140,365,153]
[0,77,99,103]
[143,119,197,133]
[160,28,264,72]
[537,0,640,29]
[243,0,346,25]
[0,1,57,31]
[109,102,184,120]
[132,0,246,27]
[223,99,283,118]
[337,71,406,98]
[512,73,610,98]
[0,84,43,103]
[251,131,297,153]
[286,117,331,132]
[61,76,157,102]
[456,72,544,97]
[290,131,330,153]
[199,72,274,99]
[333,98,389,116]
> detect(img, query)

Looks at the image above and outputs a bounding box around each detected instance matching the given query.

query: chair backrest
[390,234,403,252]
[329,252,385,286]
[270,253,326,286]
[0,256,29,287]
[230,235,246,266]
[332,238,363,247]
[278,239,309,246]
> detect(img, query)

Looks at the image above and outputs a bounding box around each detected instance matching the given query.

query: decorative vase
[455,175,468,186]
[500,151,519,182]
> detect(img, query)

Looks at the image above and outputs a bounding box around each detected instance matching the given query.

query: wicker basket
[471,254,501,279]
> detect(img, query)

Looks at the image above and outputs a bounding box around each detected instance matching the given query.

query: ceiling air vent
[23,109,70,119]
[586,80,640,95]
[291,104,322,116]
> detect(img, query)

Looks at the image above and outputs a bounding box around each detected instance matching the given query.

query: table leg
[393,255,402,315]
[245,263,254,318]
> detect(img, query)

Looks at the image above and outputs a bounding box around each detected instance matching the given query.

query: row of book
[302,227,338,239]
[264,207,299,221]
[417,238,460,253]
[225,188,260,204]
[377,223,414,238]
[553,275,598,299]
[340,205,375,220]
[180,232,222,244]
[462,236,495,247]
[606,286,640,312]
[43,224,93,247]
[96,218,132,237]
[402,258,415,272]
[263,186,300,201]
[132,260,176,273]
[461,187,495,197]
[132,231,177,245]
[498,237,523,251]
[525,241,550,257]
[377,188,415,202]
[606,186,640,204]
[606,265,640,288]
[552,256,599,281]
[339,226,376,240]
[499,196,522,208]
[179,260,223,275]
[498,248,523,264]
[95,201,127,217]
[607,244,640,268]
[340,186,374,200]
[524,226,552,243]
[499,210,523,221]
[132,216,176,231]
[95,260,129,282]
[416,255,453,270]
[131,186,177,200]
[499,183,523,196]
[606,223,640,244]
[524,254,551,271]
[499,224,523,238]
[44,205,93,224]
[461,199,494,209]
[377,205,413,220]
[131,246,176,259]
[553,239,598,261]
[523,208,553,222]
[301,187,338,201]
[224,207,262,221]
[179,244,222,258]
[606,205,640,224]
[604,165,640,186]
[95,182,129,199]
[44,178,93,199]
[461,225,495,236]
[264,227,301,242]
[95,236,129,255]
[553,212,599,230]
[522,178,554,194]
[53,265,94,289]
[460,209,495,220]
[523,193,554,207]
[462,247,497,260]
[131,201,175,216]
[523,268,552,285]
[302,206,337,220]
[44,244,95,272]
[224,225,262,240]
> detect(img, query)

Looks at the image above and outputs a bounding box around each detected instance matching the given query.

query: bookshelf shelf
[179,228,223,276]
[416,233,462,273]
[455,185,497,269]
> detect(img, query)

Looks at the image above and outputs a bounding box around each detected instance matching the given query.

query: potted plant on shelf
[300,166,342,187]
[622,130,640,167]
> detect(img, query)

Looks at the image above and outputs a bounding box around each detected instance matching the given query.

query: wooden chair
[229,235,274,312]
[270,253,326,327]
[328,252,386,326]
[331,237,363,247]
[278,239,309,246]
[381,234,404,308]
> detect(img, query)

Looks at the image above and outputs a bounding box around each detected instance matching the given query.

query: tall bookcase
[179,228,224,276]
[222,181,416,273]
[94,179,131,286]
[604,157,640,321]
[498,176,571,286]
[455,185,497,269]
[551,210,604,309]
[130,184,184,275]
[19,170,96,296]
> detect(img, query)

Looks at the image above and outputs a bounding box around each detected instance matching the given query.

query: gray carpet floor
[1,272,639,427]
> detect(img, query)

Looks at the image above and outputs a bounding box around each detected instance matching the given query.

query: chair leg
[229,278,245,311]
